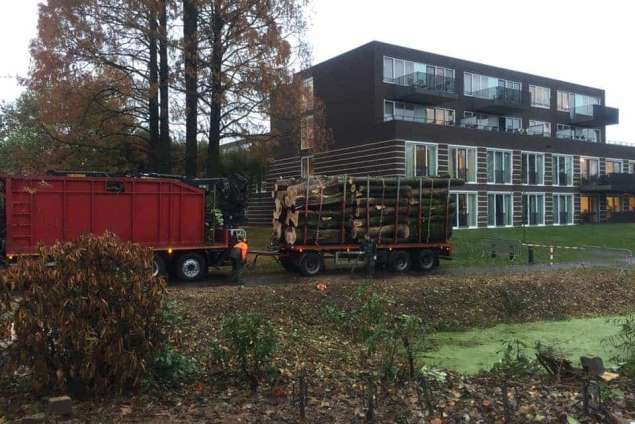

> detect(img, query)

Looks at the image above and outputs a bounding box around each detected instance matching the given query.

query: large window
[405,143,437,177]
[503,116,522,133]
[301,156,313,177]
[580,157,599,181]
[522,193,545,226]
[488,193,513,227]
[521,152,544,185]
[448,146,477,183]
[557,91,600,114]
[383,56,455,90]
[529,85,551,109]
[302,77,314,111]
[487,150,512,184]
[607,196,622,217]
[553,194,574,225]
[384,100,455,126]
[556,124,601,143]
[606,159,622,174]
[553,155,574,186]
[527,120,552,137]
[464,73,521,99]
[300,115,314,150]
[452,192,478,228]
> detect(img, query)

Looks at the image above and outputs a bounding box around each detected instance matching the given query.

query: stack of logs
[272,176,463,246]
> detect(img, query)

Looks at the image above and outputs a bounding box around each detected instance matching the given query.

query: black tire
[175,252,207,282]
[297,253,324,277]
[414,249,438,272]
[152,254,167,277]
[279,256,299,273]
[388,250,411,273]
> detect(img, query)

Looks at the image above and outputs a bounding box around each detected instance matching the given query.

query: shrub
[490,339,538,379]
[211,313,278,391]
[606,314,635,377]
[0,232,168,396]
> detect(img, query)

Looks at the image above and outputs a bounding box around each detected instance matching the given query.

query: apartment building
[254,41,635,228]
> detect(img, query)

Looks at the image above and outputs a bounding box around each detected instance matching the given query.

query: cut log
[351,224,411,240]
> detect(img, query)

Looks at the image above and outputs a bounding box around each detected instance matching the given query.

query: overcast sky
[1,0,633,142]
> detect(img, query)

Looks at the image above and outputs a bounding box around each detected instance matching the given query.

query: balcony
[388,72,458,105]
[580,173,635,194]
[465,86,530,114]
[384,113,455,127]
[569,104,619,127]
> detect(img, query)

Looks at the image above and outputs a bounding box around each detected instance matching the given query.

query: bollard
[528,246,535,264]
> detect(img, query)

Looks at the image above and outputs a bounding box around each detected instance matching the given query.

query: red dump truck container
[0,175,241,281]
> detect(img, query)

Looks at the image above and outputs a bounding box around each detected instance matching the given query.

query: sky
[1,0,633,142]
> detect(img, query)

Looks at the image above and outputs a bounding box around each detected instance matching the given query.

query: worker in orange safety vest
[231,234,249,283]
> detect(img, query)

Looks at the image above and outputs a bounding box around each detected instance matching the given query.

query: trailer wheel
[414,249,438,272]
[388,250,411,273]
[175,253,207,281]
[152,254,167,277]
[297,253,323,277]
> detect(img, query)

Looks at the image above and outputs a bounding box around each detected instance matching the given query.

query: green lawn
[244,223,635,269]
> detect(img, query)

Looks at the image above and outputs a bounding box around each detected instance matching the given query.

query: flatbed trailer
[275,241,453,276]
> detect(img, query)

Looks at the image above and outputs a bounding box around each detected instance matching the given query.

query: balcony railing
[469,86,524,104]
[556,127,601,143]
[384,113,455,127]
[388,72,456,94]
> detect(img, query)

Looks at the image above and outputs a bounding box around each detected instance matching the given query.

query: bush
[0,232,168,396]
[607,314,635,377]
[211,313,278,391]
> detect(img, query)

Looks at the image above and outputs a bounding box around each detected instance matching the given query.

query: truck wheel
[152,254,167,277]
[414,250,437,272]
[279,256,298,273]
[297,253,323,277]
[175,253,207,281]
[388,250,411,273]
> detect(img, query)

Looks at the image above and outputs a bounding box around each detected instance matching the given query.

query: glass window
[528,120,551,137]
[487,193,513,227]
[553,155,573,186]
[383,57,394,82]
[449,146,477,183]
[629,196,635,211]
[606,159,622,174]
[405,143,437,177]
[553,194,574,225]
[557,90,573,111]
[522,193,545,225]
[503,116,522,133]
[521,153,544,185]
[529,85,551,108]
[452,192,478,228]
[300,115,314,150]
[487,150,512,184]
[301,156,313,177]
[580,157,599,181]
[607,196,622,217]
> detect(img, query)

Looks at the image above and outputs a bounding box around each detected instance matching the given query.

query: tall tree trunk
[158,0,171,173]
[148,8,160,171]
[206,4,223,177]
[183,0,198,177]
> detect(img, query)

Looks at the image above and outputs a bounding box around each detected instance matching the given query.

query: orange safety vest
[234,241,249,262]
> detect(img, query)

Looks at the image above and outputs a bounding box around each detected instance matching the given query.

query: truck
[271,175,461,276]
[0,173,248,282]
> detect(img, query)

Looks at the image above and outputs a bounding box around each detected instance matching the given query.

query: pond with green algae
[421,316,626,375]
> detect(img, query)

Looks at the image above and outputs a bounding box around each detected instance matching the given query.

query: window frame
[451,191,479,229]
[552,193,575,226]
[552,154,574,187]
[605,158,623,175]
[404,141,438,177]
[487,191,514,228]
[448,144,478,183]
[300,156,314,178]
[522,192,546,226]
[529,84,551,109]
[486,148,513,185]
[521,151,545,186]
[579,156,600,181]
[528,120,552,137]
